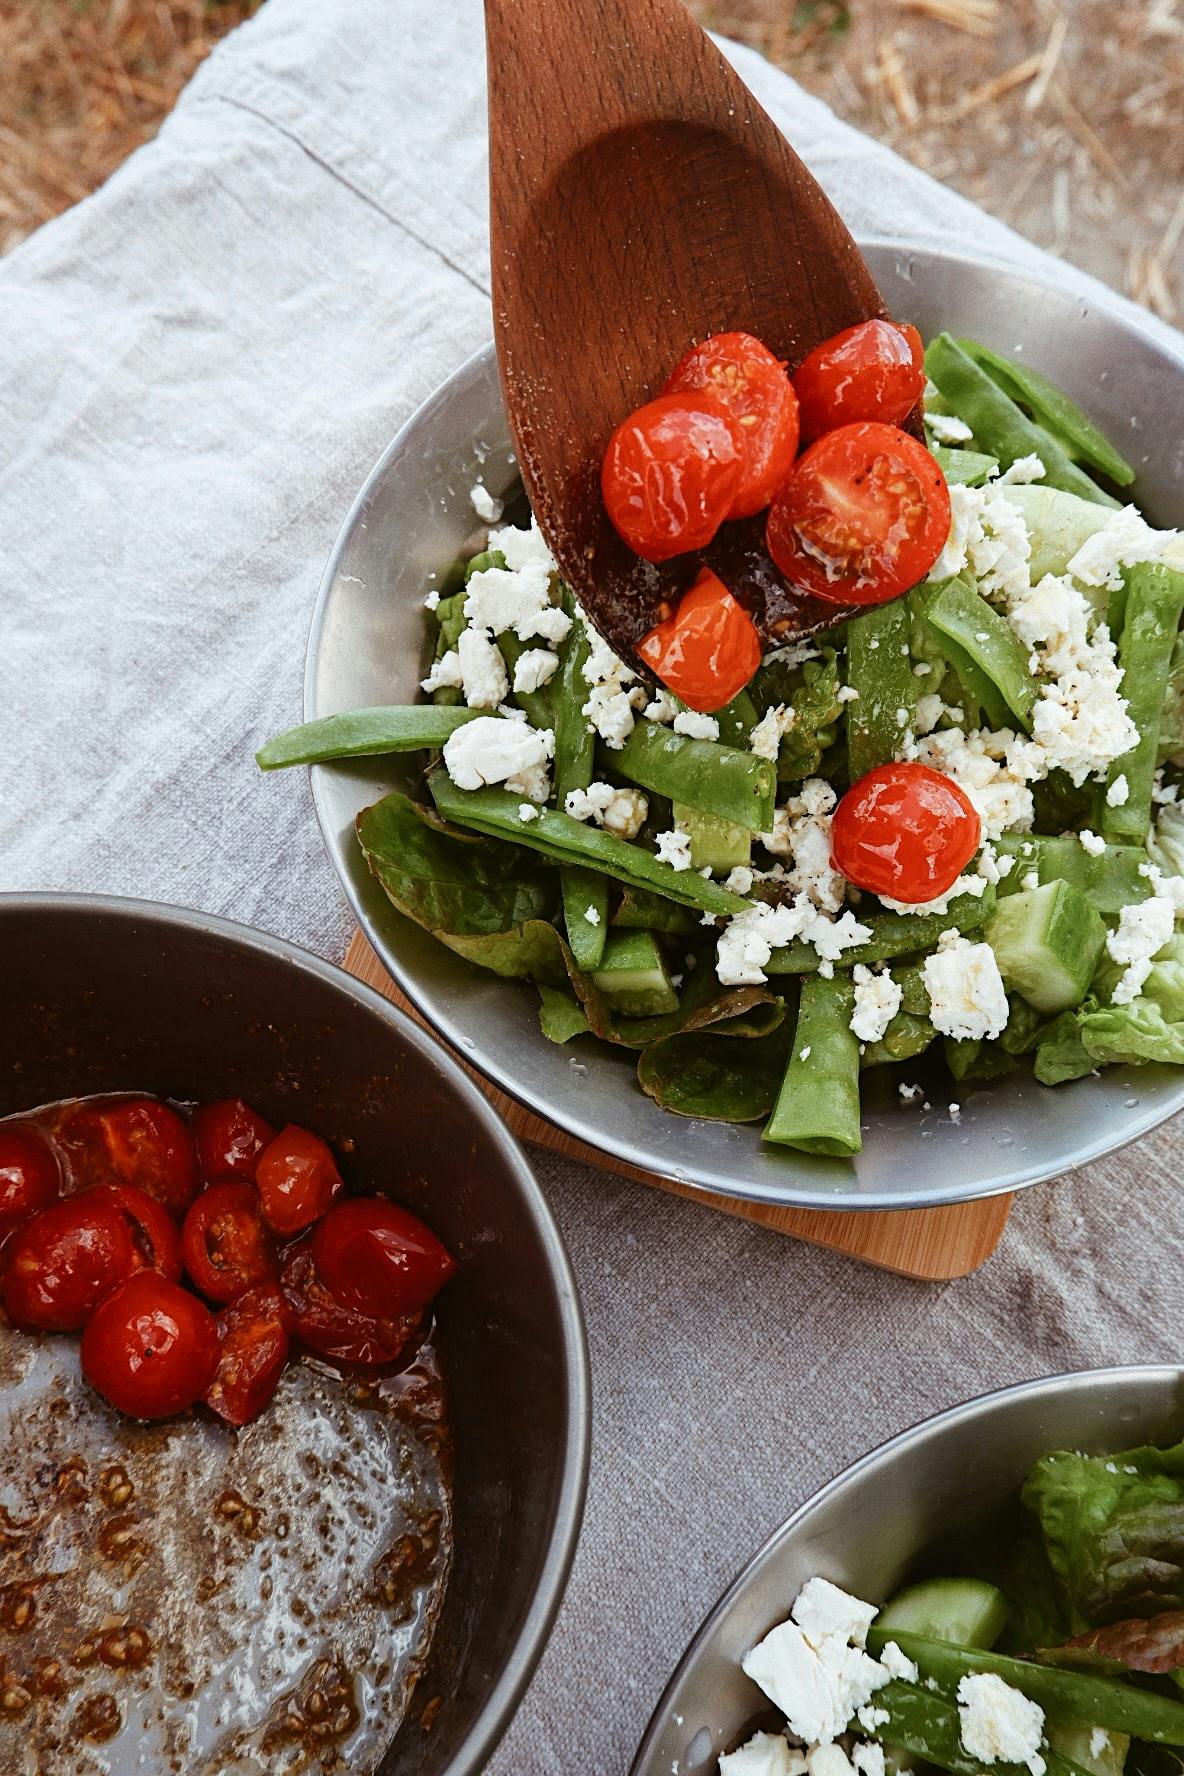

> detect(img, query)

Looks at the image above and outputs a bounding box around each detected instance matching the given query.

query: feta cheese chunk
[457,626,510,709]
[1106,774,1130,808]
[750,704,795,761]
[792,1579,878,1650]
[421,649,463,695]
[442,716,554,802]
[926,411,973,444]
[741,1621,888,1749]
[655,827,694,871]
[720,1731,803,1776]
[564,782,648,840]
[997,454,1046,485]
[853,1745,886,1776]
[644,689,681,724]
[716,900,872,987]
[579,620,643,749]
[673,709,720,740]
[808,1747,854,1776]
[1079,829,1106,856]
[470,480,504,523]
[878,1641,918,1683]
[1067,504,1178,592]
[850,967,903,1045]
[957,1673,1046,1776]
[1108,896,1175,1004]
[922,932,1009,1040]
[512,647,559,695]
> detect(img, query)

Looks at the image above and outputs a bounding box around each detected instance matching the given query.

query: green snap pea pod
[613,721,776,833]
[912,576,1005,729]
[867,1630,1184,1743]
[257,705,482,770]
[561,868,609,970]
[846,598,918,779]
[925,577,1037,732]
[925,335,1118,507]
[958,338,1135,487]
[763,974,862,1156]
[932,445,999,487]
[428,770,749,916]
[428,589,467,706]
[714,688,760,748]
[864,1680,1090,1776]
[765,888,996,973]
[995,835,1152,914]
[1103,563,1184,841]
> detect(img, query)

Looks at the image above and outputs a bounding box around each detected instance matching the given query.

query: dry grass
[0,0,261,254]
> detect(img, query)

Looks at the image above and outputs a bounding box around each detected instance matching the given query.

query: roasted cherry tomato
[831,762,981,904]
[0,1126,61,1236]
[312,1197,455,1321]
[81,1272,218,1420]
[60,1097,199,1216]
[280,1240,421,1368]
[792,318,925,442]
[205,1283,291,1426]
[191,1098,276,1184]
[254,1125,343,1236]
[637,567,762,713]
[89,1184,183,1282]
[663,332,800,518]
[601,393,742,562]
[181,1181,276,1303]
[766,421,950,606]
[2,1195,136,1332]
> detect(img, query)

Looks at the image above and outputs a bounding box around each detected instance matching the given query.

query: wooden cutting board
[344,932,1012,1281]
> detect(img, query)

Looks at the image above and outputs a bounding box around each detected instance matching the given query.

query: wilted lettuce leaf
[1022,1440,1184,1632]
[1042,1609,1184,1674]
[537,986,591,1045]
[637,1015,793,1121]
[1033,1009,1096,1085]
[1080,1001,1184,1067]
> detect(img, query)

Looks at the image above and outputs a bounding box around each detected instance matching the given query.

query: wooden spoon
[485,0,909,668]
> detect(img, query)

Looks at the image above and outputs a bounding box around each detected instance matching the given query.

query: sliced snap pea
[865,1679,1090,1776]
[846,598,917,779]
[763,974,862,1156]
[428,770,749,916]
[1102,563,1184,842]
[958,338,1135,487]
[925,577,1037,733]
[926,334,1118,507]
[765,887,996,974]
[256,705,482,771]
[995,835,1152,914]
[561,868,609,970]
[912,576,1010,731]
[614,721,777,834]
[715,687,760,749]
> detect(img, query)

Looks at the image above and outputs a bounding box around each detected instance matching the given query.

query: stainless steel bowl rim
[305,237,1184,1211]
[0,889,591,1776]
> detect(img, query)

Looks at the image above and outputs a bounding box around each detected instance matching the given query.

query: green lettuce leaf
[1033,1009,1097,1085]
[1080,1000,1184,1067]
[537,986,591,1044]
[637,1015,793,1121]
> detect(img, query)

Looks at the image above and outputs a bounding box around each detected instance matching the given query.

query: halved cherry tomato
[181,1181,276,1303]
[637,567,762,713]
[601,393,742,562]
[191,1098,276,1184]
[205,1283,291,1426]
[0,1126,61,1236]
[280,1239,421,1367]
[831,762,981,903]
[254,1125,343,1236]
[60,1097,199,1216]
[766,422,950,607]
[312,1197,455,1321]
[663,332,800,518]
[81,1272,218,1420]
[88,1184,182,1282]
[793,319,925,443]
[2,1195,136,1332]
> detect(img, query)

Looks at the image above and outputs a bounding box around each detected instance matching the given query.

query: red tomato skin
[254,1126,343,1236]
[60,1098,199,1216]
[793,319,925,443]
[280,1240,421,1368]
[601,394,742,562]
[766,421,950,607]
[637,567,762,713]
[181,1181,276,1303]
[87,1184,182,1283]
[2,1196,136,1332]
[312,1198,456,1321]
[191,1099,276,1185]
[81,1272,218,1420]
[831,763,981,903]
[0,1127,61,1236]
[663,332,800,518]
[206,1283,290,1427]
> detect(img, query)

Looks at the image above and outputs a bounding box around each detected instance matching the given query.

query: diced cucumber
[1048,1725,1129,1776]
[987,880,1106,1013]
[591,930,679,1016]
[672,802,751,874]
[876,1577,1007,1650]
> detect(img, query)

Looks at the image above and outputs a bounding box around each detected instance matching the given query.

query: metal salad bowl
[630,1364,1184,1776]
[0,894,589,1776]
[306,241,1184,1212]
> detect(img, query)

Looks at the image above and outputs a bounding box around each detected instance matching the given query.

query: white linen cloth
[2,4,1182,1770]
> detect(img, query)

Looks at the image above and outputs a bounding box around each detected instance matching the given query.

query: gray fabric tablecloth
[2,4,1183,1770]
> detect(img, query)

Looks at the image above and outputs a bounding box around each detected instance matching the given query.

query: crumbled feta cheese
[1108,896,1175,1004]
[1090,1732,1111,1759]
[457,626,509,709]
[903,727,1036,840]
[1022,870,1040,891]
[852,1746,885,1776]
[725,866,754,897]
[443,716,554,801]
[470,480,504,524]
[957,1673,1046,1776]
[915,693,945,736]
[1106,774,1130,808]
[1067,504,1179,592]
[800,1045,811,1060]
[921,932,1009,1040]
[513,647,559,694]
[564,782,648,840]
[655,828,694,871]
[421,649,463,694]
[579,617,641,749]
[518,804,539,823]
[720,1732,801,1776]
[837,685,860,704]
[927,411,973,444]
[997,454,1046,485]
[716,900,872,986]
[857,1707,891,1733]
[897,1083,922,1104]
[949,1102,962,1123]
[879,871,988,918]
[792,1579,878,1650]
[673,709,720,740]
[808,1747,854,1776]
[930,484,1030,601]
[1153,769,1179,805]
[643,689,681,724]
[464,540,571,645]
[1078,829,1106,856]
[741,1622,888,1748]
[487,516,556,573]
[850,966,902,1044]
[879,1641,919,1683]
[583,905,601,926]
[424,588,441,611]
[751,704,796,761]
